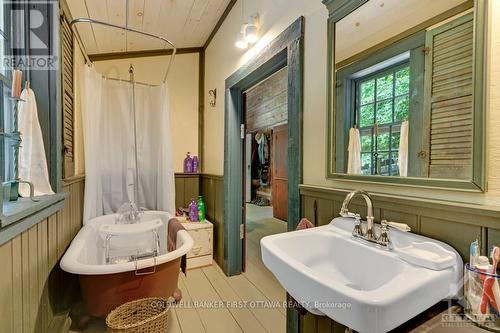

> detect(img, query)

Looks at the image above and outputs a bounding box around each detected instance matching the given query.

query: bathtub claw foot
[173,288,182,303]
[76,314,92,330]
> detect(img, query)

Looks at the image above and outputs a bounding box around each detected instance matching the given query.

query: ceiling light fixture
[244,14,259,44]
[235,26,248,49]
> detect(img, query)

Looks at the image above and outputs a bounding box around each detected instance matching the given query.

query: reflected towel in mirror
[347,127,361,174]
[398,121,409,177]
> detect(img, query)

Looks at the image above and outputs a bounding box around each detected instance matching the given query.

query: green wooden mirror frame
[323,0,488,191]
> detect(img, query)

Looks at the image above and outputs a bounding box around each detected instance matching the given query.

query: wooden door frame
[223,16,304,333]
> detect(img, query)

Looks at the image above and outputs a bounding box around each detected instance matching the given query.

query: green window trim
[0,193,67,246]
[0,0,63,230]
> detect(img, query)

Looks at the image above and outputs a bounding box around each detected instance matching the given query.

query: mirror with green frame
[327,0,486,190]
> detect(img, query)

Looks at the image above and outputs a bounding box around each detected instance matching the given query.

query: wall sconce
[245,14,259,44]
[209,89,217,107]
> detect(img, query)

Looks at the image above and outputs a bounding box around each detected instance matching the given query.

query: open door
[272,124,288,221]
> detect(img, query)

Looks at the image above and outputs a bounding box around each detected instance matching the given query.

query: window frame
[335,32,425,177]
[0,0,65,231]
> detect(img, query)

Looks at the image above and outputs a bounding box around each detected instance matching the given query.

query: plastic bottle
[184,152,193,173]
[188,198,198,222]
[193,156,199,173]
[197,196,206,222]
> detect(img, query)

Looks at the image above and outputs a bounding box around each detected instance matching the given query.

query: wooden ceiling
[66,0,232,55]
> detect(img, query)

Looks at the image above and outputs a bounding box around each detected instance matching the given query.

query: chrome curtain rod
[69,17,177,82]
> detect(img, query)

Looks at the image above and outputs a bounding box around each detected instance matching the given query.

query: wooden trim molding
[223,16,304,276]
[88,47,203,62]
[299,184,500,258]
[223,18,304,333]
[203,0,237,50]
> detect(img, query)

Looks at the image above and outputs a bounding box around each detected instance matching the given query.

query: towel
[296,218,314,230]
[398,121,409,177]
[168,218,187,274]
[18,88,54,197]
[347,128,361,174]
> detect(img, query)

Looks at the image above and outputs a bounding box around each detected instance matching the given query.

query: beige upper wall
[78,53,200,173]
[203,0,500,206]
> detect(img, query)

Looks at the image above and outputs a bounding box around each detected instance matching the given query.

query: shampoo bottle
[189,198,198,222]
[193,156,199,173]
[184,152,193,173]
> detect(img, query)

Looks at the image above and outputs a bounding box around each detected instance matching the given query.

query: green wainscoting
[174,173,224,267]
[174,173,200,209]
[298,184,500,332]
[200,174,224,267]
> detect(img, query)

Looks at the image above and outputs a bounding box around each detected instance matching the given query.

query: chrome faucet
[340,190,375,238]
[340,190,392,249]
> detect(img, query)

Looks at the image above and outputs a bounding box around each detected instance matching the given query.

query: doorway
[223,17,304,277]
[242,68,289,272]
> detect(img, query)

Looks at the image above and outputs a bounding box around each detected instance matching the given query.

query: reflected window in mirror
[356,63,410,176]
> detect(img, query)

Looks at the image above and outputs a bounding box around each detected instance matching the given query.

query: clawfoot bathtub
[60,211,193,317]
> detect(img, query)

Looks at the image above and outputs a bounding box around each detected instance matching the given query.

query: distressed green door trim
[223,16,304,333]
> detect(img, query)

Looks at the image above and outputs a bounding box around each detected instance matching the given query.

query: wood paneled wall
[298,184,500,332]
[0,176,85,333]
[245,67,288,132]
[174,173,200,209]
[200,174,224,267]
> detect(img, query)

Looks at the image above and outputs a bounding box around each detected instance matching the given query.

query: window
[0,1,64,230]
[0,0,13,183]
[356,63,410,176]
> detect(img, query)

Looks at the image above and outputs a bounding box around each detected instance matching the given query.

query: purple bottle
[188,198,198,222]
[193,156,199,173]
[184,152,193,173]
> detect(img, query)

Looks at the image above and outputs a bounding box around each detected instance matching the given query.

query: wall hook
[209,89,217,107]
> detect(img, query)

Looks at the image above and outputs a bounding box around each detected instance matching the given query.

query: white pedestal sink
[261,217,463,333]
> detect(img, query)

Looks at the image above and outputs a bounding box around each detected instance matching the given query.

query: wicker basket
[106,297,170,333]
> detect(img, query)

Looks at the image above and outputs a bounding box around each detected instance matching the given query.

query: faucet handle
[352,214,362,237]
[381,220,389,230]
[378,220,391,246]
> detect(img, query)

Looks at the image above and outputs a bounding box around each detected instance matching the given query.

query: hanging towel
[398,120,409,177]
[18,88,54,197]
[347,127,361,174]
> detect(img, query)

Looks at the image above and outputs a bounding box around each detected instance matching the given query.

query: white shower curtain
[81,65,175,223]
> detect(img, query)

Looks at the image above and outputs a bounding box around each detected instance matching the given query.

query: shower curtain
[81,65,175,222]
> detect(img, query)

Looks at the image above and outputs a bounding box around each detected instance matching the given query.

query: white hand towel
[18,88,54,196]
[398,120,409,177]
[347,127,361,174]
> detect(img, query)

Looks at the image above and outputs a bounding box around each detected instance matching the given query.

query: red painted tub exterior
[79,257,181,317]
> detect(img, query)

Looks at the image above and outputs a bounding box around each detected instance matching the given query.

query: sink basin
[261,217,463,333]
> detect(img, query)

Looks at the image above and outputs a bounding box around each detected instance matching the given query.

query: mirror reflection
[334,0,475,180]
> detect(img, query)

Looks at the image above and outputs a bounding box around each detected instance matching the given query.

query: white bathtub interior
[61,211,193,275]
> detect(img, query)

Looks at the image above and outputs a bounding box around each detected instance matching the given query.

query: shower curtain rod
[69,17,177,83]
